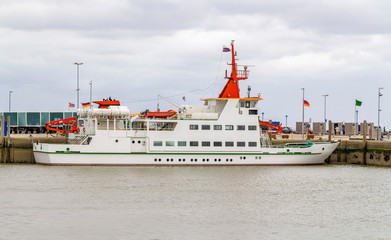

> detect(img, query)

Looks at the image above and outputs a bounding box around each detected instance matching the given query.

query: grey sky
[1,0,391,128]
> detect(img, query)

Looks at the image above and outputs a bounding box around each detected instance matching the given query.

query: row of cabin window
[153,141,257,147]
[190,125,257,131]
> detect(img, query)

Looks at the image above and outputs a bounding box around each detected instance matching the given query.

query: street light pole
[322,94,328,123]
[322,94,328,134]
[301,88,305,140]
[356,110,358,123]
[285,115,288,127]
[8,91,13,112]
[378,87,384,139]
[74,62,83,109]
[89,81,93,109]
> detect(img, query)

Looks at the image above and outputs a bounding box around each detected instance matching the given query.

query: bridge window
[249,109,258,115]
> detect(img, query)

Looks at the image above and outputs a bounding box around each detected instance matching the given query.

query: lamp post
[301,88,305,140]
[322,94,328,123]
[285,115,288,127]
[8,90,13,112]
[356,110,358,123]
[378,87,384,139]
[89,81,93,109]
[74,62,83,109]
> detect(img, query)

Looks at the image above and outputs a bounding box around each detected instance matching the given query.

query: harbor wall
[273,139,391,166]
[0,136,66,164]
[2,136,391,166]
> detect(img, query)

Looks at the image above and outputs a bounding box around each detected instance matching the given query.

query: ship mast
[218,40,249,98]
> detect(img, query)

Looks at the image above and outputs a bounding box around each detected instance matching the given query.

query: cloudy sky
[1,0,391,129]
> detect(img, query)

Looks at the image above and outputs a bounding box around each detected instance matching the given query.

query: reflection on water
[1,164,391,239]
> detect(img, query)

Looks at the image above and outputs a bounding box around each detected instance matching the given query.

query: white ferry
[33,41,338,166]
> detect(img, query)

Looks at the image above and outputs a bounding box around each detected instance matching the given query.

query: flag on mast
[82,102,91,108]
[223,46,230,52]
[355,99,362,106]
[69,102,75,108]
[304,100,310,107]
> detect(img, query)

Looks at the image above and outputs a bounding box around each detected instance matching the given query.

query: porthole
[218,159,221,162]
[183,159,186,162]
[191,159,193,162]
[179,159,182,162]
[202,159,205,162]
[243,156,246,160]
[171,159,174,162]
[158,159,161,162]
[132,140,135,144]
[322,148,325,151]
[138,140,141,144]
[195,159,197,162]
[207,159,209,162]
[230,159,233,162]
[115,139,118,143]
[154,158,157,162]
[240,156,242,160]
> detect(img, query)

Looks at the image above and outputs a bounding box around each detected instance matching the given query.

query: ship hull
[33,142,338,166]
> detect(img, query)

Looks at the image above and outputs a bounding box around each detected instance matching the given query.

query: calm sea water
[1,164,391,239]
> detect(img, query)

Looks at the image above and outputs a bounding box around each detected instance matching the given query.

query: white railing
[68,135,89,145]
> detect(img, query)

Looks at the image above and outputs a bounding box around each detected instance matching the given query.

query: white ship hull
[33,142,338,166]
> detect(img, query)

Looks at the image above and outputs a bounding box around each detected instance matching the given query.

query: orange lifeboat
[144,110,176,118]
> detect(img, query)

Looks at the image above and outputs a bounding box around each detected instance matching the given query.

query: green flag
[355,99,362,107]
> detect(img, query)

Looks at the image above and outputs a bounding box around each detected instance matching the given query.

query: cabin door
[131,137,147,153]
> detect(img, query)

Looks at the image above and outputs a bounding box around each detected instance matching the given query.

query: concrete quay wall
[0,136,66,164]
[330,140,391,166]
[274,139,391,166]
